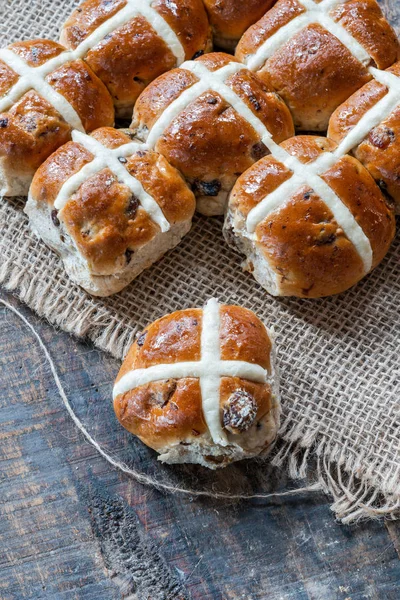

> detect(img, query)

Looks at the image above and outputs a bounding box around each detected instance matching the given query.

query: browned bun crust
[113,304,277,466]
[328,61,400,212]
[29,127,195,275]
[236,0,400,131]
[132,52,294,215]
[60,0,212,116]
[0,39,114,194]
[226,136,396,298]
[203,0,277,50]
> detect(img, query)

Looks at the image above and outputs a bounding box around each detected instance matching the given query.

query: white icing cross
[334,67,400,157]
[113,298,270,446]
[0,47,85,131]
[54,130,170,233]
[245,137,373,273]
[145,60,273,148]
[68,0,185,66]
[0,0,185,127]
[244,0,371,72]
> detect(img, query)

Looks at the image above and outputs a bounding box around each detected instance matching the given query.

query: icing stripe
[70,0,185,65]
[0,48,85,131]
[54,130,170,232]
[146,60,273,148]
[146,78,210,148]
[113,360,267,398]
[244,0,371,72]
[246,142,373,274]
[113,360,267,397]
[112,298,270,446]
[335,67,400,156]
[199,298,227,446]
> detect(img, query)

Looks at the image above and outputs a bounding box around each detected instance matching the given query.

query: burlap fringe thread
[1,264,399,524]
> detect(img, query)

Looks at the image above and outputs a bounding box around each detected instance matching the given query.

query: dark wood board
[1,1,400,597]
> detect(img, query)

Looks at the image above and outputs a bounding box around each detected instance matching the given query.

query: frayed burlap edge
[1,255,399,524]
[272,428,400,524]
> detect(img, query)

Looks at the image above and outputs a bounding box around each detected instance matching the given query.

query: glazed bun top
[113,299,279,467]
[60,0,212,116]
[203,0,277,50]
[236,0,400,131]
[227,135,395,298]
[29,127,195,275]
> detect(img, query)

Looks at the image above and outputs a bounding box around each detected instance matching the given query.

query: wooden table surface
[1,1,400,597]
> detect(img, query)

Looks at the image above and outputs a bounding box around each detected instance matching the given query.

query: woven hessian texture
[0,0,399,523]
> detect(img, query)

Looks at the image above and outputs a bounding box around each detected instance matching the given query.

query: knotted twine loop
[0,298,322,501]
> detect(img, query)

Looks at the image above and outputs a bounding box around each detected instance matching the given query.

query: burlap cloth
[1,0,399,523]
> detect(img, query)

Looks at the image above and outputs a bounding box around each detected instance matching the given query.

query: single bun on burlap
[25,127,195,297]
[328,61,400,214]
[0,39,114,198]
[113,298,280,469]
[202,0,277,51]
[131,52,294,216]
[236,0,400,131]
[60,0,212,118]
[224,136,396,298]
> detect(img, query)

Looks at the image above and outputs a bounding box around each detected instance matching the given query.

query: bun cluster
[0,0,398,300]
[1,0,398,467]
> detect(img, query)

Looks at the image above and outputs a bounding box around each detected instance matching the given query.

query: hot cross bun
[131,52,294,216]
[236,0,400,131]
[224,135,396,298]
[60,0,212,117]
[113,298,280,468]
[0,39,114,197]
[25,127,195,296]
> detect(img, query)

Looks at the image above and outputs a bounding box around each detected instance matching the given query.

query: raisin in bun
[328,61,400,214]
[0,39,114,197]
[236,0,400,131]
[224,136,396,298]
[131,52,294,216]
[202,0,277,51]
[25,127,195,297]
[113,299,280,469]
[60,0,212,118]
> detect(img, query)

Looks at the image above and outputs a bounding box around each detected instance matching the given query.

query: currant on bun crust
[131,52,294,216]
[25,127,196,296]
[113,299,280,469]
[224,136,396,298]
